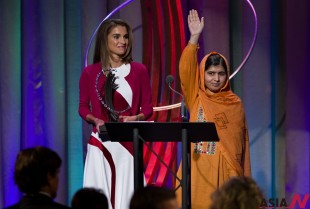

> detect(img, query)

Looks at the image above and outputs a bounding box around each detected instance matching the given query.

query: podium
[101,122,219,209]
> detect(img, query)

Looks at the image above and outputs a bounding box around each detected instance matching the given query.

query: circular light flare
[84,0,257,112]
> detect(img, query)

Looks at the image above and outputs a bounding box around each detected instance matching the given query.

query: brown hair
[93,19,133,69]
[210,176,264,209]
[14,146,61,194]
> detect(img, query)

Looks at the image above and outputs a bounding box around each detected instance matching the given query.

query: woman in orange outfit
[176,10,251,209]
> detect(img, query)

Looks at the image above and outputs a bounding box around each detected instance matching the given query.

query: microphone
[165,75,188,121]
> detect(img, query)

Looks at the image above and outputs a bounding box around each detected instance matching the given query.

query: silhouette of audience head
[130,185,179,209]
[71,188,108,209]
[14,146,62,198]
[210,176,264,209]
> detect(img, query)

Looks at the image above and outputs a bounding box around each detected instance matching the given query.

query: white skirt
[83,132,135,209]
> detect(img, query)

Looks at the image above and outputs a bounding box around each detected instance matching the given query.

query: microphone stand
[167,83,188,122]
[167,78,191,208]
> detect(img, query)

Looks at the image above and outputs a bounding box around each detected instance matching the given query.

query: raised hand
[188,9,204,44]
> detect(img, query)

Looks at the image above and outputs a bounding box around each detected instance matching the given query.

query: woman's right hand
[188,9,204,44]
[94,118,105,132]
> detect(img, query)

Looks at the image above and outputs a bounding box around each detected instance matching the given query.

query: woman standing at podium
[78,19,153,209]
[176,10,251,209]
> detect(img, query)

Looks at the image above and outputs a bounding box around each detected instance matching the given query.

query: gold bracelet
[136,115,139,121]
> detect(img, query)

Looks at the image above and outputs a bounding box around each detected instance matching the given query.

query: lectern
[101,122,219,209]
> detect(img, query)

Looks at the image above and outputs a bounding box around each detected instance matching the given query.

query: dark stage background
[0,0,309,208]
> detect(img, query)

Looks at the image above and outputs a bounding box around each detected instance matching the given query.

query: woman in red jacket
[79,19,153,209]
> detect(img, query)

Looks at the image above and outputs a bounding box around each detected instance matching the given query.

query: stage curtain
[0,0,309,207]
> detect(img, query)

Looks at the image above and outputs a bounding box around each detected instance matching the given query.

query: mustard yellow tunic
[176,43,251,209]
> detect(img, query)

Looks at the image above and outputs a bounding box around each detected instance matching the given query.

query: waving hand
[188,9,204,44]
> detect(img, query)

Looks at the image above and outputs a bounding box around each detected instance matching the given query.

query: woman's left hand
[119,115,139,122]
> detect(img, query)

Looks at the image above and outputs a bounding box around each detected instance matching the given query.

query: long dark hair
[93,19,133,69]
